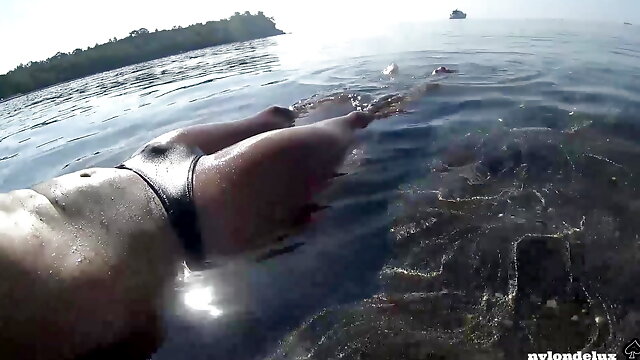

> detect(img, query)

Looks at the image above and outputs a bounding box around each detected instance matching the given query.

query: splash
[290,82,441,121]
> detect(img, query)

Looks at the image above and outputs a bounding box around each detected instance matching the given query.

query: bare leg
[157,106,296,154]
[193,111,374,255]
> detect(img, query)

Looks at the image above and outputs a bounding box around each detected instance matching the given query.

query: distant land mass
[0,12,284,99]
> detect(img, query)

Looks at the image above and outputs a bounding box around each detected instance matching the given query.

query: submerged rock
[270,118,640,359]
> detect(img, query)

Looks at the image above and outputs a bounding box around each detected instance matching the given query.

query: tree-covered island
[0,11,284,99]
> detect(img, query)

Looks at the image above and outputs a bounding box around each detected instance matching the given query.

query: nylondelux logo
[526,339,640,360]
[527,351,615,359]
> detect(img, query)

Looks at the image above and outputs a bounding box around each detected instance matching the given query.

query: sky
[1,0,639,74]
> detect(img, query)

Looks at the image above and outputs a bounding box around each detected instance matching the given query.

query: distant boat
[450,9,467,19]
[624,22,632,25]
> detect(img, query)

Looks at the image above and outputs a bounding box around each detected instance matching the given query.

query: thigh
[192,121,358,255]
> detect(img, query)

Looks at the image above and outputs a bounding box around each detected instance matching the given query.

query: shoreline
[0,12,284,100]
[0,33,285,105]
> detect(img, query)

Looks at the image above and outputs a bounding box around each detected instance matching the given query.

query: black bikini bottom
[117,141,206,269]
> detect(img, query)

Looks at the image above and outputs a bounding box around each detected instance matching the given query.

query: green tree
[0,12,284,99]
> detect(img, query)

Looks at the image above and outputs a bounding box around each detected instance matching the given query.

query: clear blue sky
[0,0,638,74]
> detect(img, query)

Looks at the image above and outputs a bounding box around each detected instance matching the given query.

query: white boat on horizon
[450,9,467,19]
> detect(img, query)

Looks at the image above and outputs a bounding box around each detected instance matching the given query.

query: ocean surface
[2,19,640,359]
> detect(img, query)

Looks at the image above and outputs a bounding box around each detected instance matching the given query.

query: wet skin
[0,107,374,359]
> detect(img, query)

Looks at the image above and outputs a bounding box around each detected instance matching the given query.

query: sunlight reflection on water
[183,286,223,318]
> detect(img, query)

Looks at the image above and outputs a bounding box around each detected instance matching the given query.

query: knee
[263,106,296,120]
[150,128,185,146]
[346,111,374,129]
[347,111,366,119]
[309,111,372,143]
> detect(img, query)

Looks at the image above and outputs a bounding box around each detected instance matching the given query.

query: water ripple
[0,20,638,360]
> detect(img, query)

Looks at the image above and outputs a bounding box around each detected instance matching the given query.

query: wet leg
[156,106,296,154]
[192,111,374,255]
